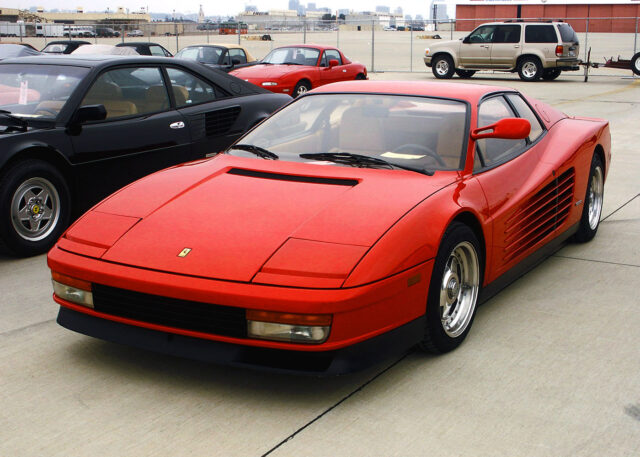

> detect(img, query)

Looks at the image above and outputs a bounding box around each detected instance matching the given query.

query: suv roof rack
[503,19,563,23]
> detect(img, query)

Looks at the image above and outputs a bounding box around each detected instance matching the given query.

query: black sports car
[174,44,257,72]
[0,55,290,256]
[41,41,91,55]
[115,42,172,57]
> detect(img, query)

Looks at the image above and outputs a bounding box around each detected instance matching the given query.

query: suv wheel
[517,57,542,81]
[542,68,562,80]
[455,69,476,79]
[432,55,455,79]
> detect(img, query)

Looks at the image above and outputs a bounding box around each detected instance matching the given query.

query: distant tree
[339,13,345,20]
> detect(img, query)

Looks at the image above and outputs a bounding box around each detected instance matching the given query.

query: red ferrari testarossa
[229,44,367,97]
[49,81,610,375]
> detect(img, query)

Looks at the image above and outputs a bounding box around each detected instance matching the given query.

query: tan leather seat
[141,85,169,113]
[436,113,467,169]
[34,100,65,117]
[83,80,137,119]
[172,85,189,106]
[338,107,385,154]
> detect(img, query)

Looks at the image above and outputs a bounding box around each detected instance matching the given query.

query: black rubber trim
[227,168,359,186]
[57,307,425,376]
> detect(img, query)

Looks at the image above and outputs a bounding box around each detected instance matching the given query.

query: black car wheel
[0,160,70,257]
[293,80,311,97]
[455,69,476,79]
[542,68,562,81]
[432,55,455,79]
[517,57,543,81]
[355,73,367,80]
[419,222,482,354]
[631,52,640,76]
[574,154,604,243]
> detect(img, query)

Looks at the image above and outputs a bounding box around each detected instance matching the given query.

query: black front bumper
[57,307,425,376]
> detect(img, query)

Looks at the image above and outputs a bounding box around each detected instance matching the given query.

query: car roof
[0,55,174,67]
[44,40,91,45]
[274,44,337,51]
[310,81,515,104]
[116,42,165,47]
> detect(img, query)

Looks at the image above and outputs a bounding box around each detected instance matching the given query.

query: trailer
[0,22,23,37]
[582,48,640,81]
[35,23,65,37]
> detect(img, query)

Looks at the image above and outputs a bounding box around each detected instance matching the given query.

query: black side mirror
[231,58,241,65]
[73,104,107,124]
[462,36,470,44]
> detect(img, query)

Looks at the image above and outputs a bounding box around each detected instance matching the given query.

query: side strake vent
[227,168,359,186]
[503,168,575,262]
[205,106,241,137]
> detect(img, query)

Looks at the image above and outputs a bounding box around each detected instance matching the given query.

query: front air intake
[503,168,575,262]
[227,168,359,186]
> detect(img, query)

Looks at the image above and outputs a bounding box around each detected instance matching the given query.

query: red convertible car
[48,81,610,375]
[229,44,367,97]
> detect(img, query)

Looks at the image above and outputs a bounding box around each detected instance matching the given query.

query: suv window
[468,25,495,43]
[505,94,544,143]
[558,23,579,43]
[493,25,521,43]
[525,25,558,43]
[476,96,527,168]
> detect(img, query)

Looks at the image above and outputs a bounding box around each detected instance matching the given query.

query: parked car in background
[48,81,610,375]
[424,20,580,81]
[175,44,255,71]
[230,44,368,97]
[71,44,138,55]
[0,43,41,60]
[96,27,120,38]
[0,55,291,256]
[1,42,38,51]
[116,42,172,57]
[41,40,90,55]
[127,29,144,37]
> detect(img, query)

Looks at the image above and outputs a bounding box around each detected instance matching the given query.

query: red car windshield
[262,47,320,66]
[230,93,468,172]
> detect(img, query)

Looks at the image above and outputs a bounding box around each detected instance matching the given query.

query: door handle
[170,121,185,129]
[481,45,489,48]
[514,45,520,48]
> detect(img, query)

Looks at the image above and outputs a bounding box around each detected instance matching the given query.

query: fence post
[175,23,179,52]
[303,19,307,44]
[207,27,209,43]
[337,23,340,48]
[450,20,453,40]
[410,25,413,72]
[634,16,638,55]
[371,20,375,72]
[121,25,125,43]
[19,22,23,42]
[238,23,241,45]
[584,17,589,62]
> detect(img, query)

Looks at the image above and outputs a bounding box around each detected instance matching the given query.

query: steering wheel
[392,143,446,167]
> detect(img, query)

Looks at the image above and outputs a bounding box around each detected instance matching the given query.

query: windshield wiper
[0,110,28,132]
[228,144,279,160]
[299,152,434,175]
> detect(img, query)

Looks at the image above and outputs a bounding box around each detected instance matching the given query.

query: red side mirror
[471,118,531,140]
[329,59,339,68]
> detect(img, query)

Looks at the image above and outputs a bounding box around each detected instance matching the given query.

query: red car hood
[231,64,305,79]
[64,155,456,284]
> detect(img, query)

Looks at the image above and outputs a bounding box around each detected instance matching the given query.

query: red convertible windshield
[233,93,468,172]
[262,47,320,66]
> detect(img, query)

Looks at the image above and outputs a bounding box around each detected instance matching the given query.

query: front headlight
[247,310,331,344]
[261,81,278,86]
[51,272,93,308]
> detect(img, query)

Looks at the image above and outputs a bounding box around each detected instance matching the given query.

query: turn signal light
[246,310,331,344]
[51,271,93,308]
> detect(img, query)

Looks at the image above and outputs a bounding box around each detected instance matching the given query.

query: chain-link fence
[4,17,639,76]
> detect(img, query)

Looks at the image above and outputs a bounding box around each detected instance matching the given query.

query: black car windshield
[230,93,468,172]
[176,46,223,64]
[262,47,320,66]
[0,64,88,119]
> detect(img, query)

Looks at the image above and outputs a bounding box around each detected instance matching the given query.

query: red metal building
[455,0,640,32]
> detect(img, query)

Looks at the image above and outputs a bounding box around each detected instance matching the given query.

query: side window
[505,94,544,143]
[81,66,168,119]
[525,25,558,43]
[468,25,495,43]
[476,96,527,168]
[229,48,247,64]
[493,25,521,44]
[325,50,342,65]
[166,67,220,107]
[149,46,166,57]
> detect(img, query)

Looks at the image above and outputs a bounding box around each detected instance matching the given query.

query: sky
[13,0,453,18]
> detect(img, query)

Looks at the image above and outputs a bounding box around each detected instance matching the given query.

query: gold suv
[424,20,580,81]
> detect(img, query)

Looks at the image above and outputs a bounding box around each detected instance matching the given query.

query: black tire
[574,154,605,243]
[517,57,543,82]
[293,80,311,97]
[418,222,483,354]
[432,55,455,79]
[355,73,367,80]
[0,160,71,257]
[542,68,562,81]
[455,69,476,79]
[631,52,640,76]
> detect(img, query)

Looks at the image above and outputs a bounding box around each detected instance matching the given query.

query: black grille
[92,284,247,338]
[204,106,241,137]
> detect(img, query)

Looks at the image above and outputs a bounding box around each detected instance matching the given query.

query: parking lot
[1,66,639,455]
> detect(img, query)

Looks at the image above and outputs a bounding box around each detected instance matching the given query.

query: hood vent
[205,106,241,137]
[503,168,575,262]
[227,168,359,186]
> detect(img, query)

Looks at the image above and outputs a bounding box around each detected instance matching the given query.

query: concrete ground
[0,72,639,456]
